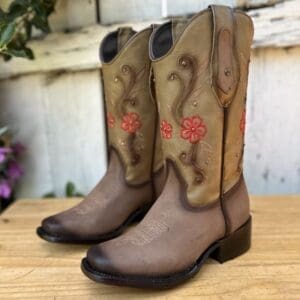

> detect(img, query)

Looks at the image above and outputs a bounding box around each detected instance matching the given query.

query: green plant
[0,0,56,60]
[43,182,84,198]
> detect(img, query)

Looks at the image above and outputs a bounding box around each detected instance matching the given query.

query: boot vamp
[87,164,225,276]
[41,151,152,240]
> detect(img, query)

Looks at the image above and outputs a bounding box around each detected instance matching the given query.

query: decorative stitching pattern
[240,110,246,134]
[112,64,146,165]
[166,55,209,184]
[107,112,115,128]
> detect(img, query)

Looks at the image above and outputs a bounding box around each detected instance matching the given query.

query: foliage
[0,126,25,211]
[0,0,56,60]
[43,182,84,198]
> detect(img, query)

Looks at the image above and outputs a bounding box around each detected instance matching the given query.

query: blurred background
[0,0,299,207]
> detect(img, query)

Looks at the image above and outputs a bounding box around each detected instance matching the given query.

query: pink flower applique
[121,112,141,133]
[180,115,207,144]
[160,120,173,139]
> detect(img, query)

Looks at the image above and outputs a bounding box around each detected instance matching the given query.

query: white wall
[0,70,107,197]
[245,47,300,194]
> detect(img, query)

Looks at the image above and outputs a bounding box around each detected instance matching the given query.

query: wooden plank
[244,46,300,194]
[100,0,281,22]
[0,196,299,298]
[0,0,299,79]
[49,0,97,32]
[0,70,107,198]
[248,0,300,48]
[166,0,236,16]
[0,0,97,32]
[237,0,281,8]
[100,0,162,24]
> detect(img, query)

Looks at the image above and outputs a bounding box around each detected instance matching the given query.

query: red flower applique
[121,112,142,133]
[107,112,115,128]
[180,115,207,144]
[240,110,246,134]
[160,120,173,139]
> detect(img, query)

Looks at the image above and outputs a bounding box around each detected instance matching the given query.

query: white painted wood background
[0,0,299,197]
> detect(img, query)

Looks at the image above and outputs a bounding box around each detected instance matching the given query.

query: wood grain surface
[0,197,299,299]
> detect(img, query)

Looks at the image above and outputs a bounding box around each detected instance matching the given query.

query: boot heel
[210,216,251,263]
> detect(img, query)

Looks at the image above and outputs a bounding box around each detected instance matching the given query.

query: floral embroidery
[180,116,207,144]
[240,110,246,134]
[121,112,141,134]
[107,112,115,128]
[160,120,173,139]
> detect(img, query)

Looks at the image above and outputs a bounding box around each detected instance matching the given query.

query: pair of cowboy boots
[37,5,254,288]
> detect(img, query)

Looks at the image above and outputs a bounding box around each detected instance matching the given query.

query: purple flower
[0,181,11,199]
[7,160,23,180]
[12,143,26,157]
[0,147,11,163]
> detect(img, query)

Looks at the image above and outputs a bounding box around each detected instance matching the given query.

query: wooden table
[0,197,299,299]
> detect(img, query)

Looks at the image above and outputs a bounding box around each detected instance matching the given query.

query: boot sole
[81,216,251,288]
[36,203,152,244]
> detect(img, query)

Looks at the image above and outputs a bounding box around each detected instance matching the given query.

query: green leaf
[2,47,34,59]
[25,20,32,40]
[24,46,34,59]
[66,182,75,197]
[31,15,50,33]
[32,2,47,19]
[8,0,29,18]
[0,22,16,47]
[43,192,56,198]
[74,192,84,197]
[2,53,12,61]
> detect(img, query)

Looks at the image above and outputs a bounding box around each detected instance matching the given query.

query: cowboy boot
[37,26,164,243]
[81,5,254,288]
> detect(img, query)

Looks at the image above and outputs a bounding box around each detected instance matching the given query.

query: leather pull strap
[171,17,189,42]
[209,5,238,107]
[117,27,135,51]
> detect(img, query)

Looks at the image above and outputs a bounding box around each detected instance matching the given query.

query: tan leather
[103,28,160,185]
[223,11,253,193]
[85,5,253,277]
[151,7,253,207]
[39,27,164,242]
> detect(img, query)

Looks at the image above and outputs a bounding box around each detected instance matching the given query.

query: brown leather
[211,5,239,107]
[87,162,249,275]
[85,5,253,278]
[39,27,164,242]
[42,150,153,241]
[223,174,250,234]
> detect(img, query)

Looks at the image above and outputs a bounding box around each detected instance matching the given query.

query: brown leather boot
[37,26,164,243]
[81,5,254,288]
